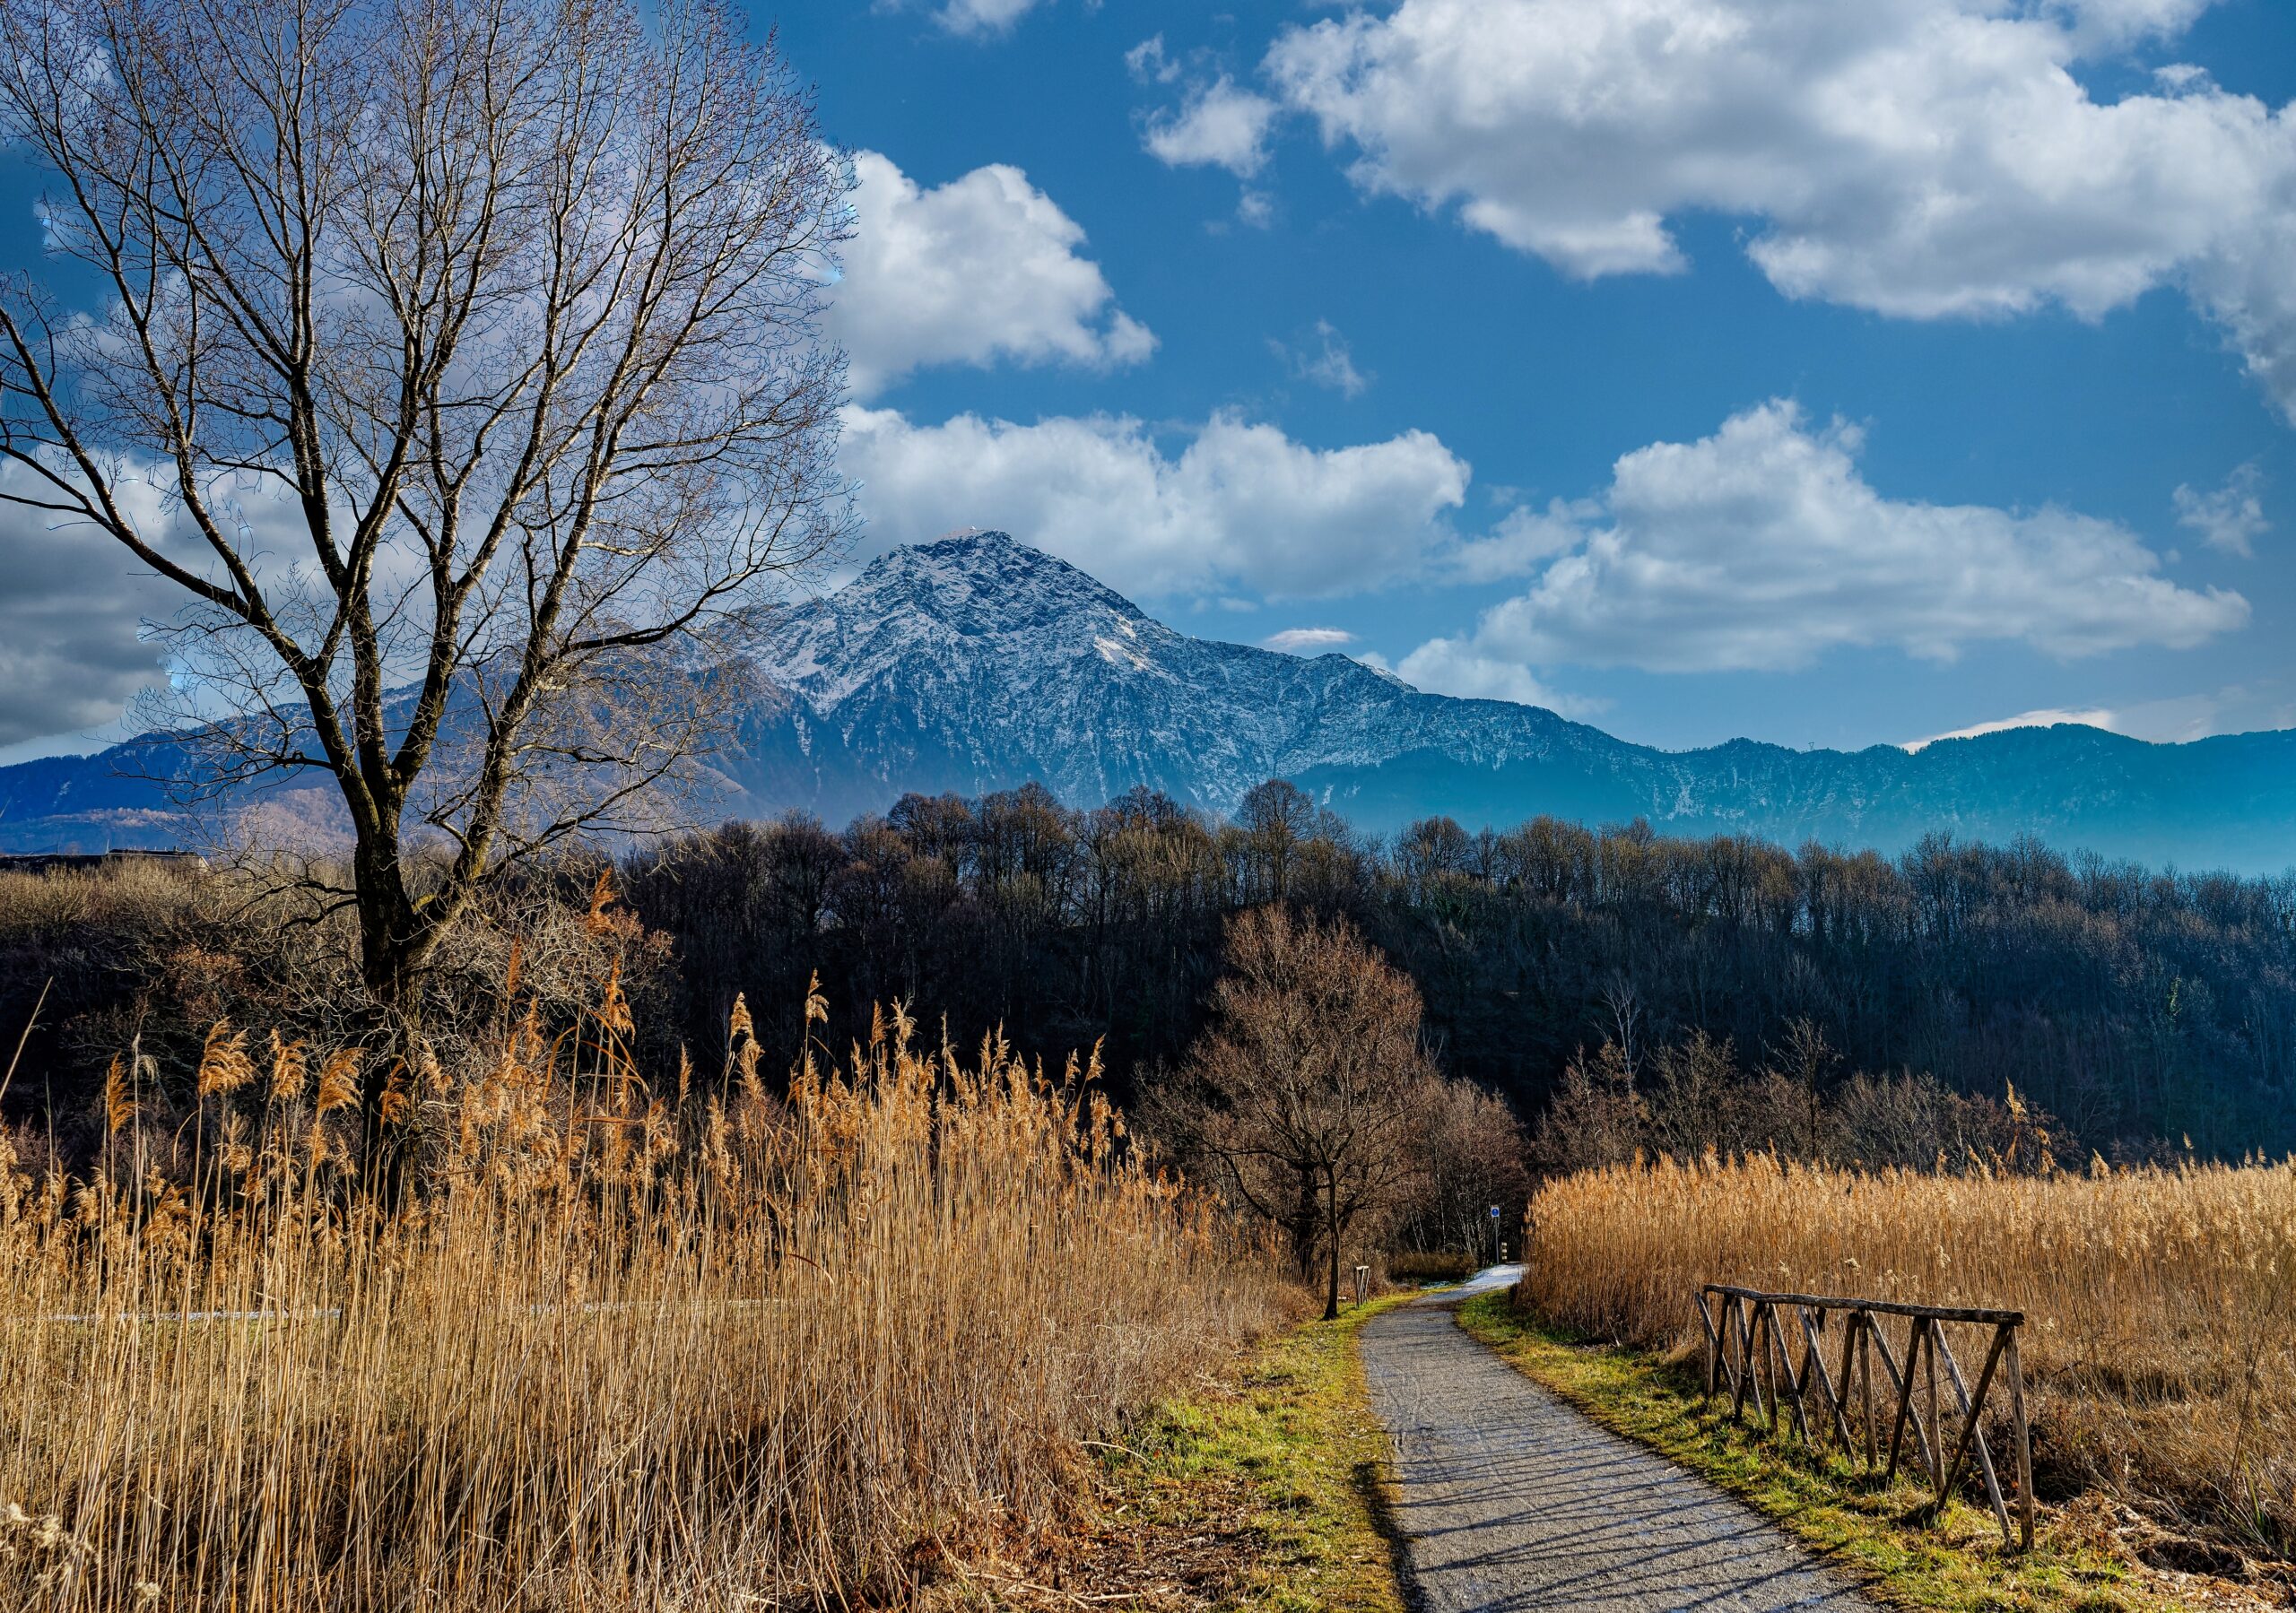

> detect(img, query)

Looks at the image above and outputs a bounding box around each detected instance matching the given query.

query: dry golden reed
[1521,1153,2296,1557]
[0,980,1283,1609]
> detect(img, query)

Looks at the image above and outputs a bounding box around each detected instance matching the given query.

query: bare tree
[1143,906,1435,1320]
[1388,1078,1531,1262]
[1761,1014,1840,1159]
[0,0,850,1035]
[1531,1038,1644,1175]
[1600,972,1643,1079]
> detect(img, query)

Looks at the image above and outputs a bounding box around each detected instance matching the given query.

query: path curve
[1360,1270,1879,1612]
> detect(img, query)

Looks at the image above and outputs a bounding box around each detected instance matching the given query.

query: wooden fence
[1695,1283,2033,1548]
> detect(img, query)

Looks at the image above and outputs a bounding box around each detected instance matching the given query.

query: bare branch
[0,0,853,1026]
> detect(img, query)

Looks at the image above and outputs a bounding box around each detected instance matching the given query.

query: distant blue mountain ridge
[4,531,2292,872]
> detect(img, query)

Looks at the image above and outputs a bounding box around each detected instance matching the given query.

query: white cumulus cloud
[1143,76,1281,178]
[1260,0,2296,419]
[1262,626,1357,654]
[1444,499,1597,584]
[1406,400,2248,681]
[918,0,1052,37]
[1391,638,1602,716]
[2173,462,2269,557]
[840,407,1471,600]
[1272,320,1370,398]
[2045,0,2222,49]
[831,152,1154,397]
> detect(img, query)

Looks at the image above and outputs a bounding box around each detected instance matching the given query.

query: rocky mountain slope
[716,533,2296,869]
[6,531,2294,870]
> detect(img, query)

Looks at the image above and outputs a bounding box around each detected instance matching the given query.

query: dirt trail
[1360,1271,1879,1612]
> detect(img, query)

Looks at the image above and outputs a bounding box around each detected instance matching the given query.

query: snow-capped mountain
[7,530,2296,870]
[729,530,1604,819]
[709,532,2296,870]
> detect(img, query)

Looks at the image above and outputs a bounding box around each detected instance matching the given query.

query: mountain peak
[11,531,2296,870]
[851,531,1148,627]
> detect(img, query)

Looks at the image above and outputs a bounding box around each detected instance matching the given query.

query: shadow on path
[1358,1270,1880,1613]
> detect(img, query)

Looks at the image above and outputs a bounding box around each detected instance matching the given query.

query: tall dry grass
[0,933,1283,1609]
[1522,1154,2296,1560]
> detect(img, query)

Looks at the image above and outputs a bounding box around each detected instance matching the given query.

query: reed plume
[0,957,1283,1609]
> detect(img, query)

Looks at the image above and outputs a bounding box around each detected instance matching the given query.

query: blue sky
[774,0,2296,754]
[3,0,2294,760]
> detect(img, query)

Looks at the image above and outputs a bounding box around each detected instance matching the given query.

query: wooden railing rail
[1696,1282,2033,1549]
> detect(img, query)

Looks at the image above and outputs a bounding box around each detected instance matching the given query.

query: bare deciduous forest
[10,777,2292,1171]
[615,781,2296,1162]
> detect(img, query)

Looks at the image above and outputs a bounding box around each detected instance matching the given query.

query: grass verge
[967,1296,1413,1612]
[1456,1290,2266,1613]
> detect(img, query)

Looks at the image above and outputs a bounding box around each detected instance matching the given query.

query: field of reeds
[0,900,1285,1609]
[1519,1154,2296,1565]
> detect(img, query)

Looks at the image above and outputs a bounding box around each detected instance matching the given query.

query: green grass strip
[1094,1296,1413,1613]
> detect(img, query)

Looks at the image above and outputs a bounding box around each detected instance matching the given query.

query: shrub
[1387,1251,1478,1284]
[0,858,674,1166]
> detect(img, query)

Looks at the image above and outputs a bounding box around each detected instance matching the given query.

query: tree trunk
[354,828,427,1012]
[1322,1166,1342,1322]
[1292,1162,1319,1283]
[353,831,430,1205]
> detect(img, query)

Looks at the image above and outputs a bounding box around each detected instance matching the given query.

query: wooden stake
[1736,1296,1754,1410]
[1802,1305,1853,1449]
[1831,1308,1861,1452]
[1757,1304,1779,1432]
[1935,1322,2013,1545]
[1884,1316,1928,1482]
[1770,1303,1805,1438]
[1858,1315,1877,1469]
[1924,1318,1944,1489]
[1697,1292,1722,1401]
[2006,1328,2034,1550]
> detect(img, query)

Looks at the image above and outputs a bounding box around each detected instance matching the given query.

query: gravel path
[1359,1271,1880,1612]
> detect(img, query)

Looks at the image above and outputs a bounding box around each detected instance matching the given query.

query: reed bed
[1521,1154,2296,1562]
[0,959,1283,1609]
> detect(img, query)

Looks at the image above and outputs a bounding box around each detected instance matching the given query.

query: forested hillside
[623,780,2296,1160]
[8,776,2290,1160]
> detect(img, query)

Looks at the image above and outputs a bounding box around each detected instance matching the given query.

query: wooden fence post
[1696,1290,1722,1401]
[2006,1328,2034,1550]
[1693,1282,2031,1551]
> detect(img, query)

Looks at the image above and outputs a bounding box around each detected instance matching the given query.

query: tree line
[623,779,2296,1161]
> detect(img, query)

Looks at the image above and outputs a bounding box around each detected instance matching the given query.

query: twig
[1079,1437,1148,1463]
[0,976,51,1110]
[951,1563,1145,1607]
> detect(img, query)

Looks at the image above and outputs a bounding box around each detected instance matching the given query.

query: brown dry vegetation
[0,859,678,1144]
[1139,907,1533,1315]
[0,907,1285,1609]
[1520,1155,2296,1572]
